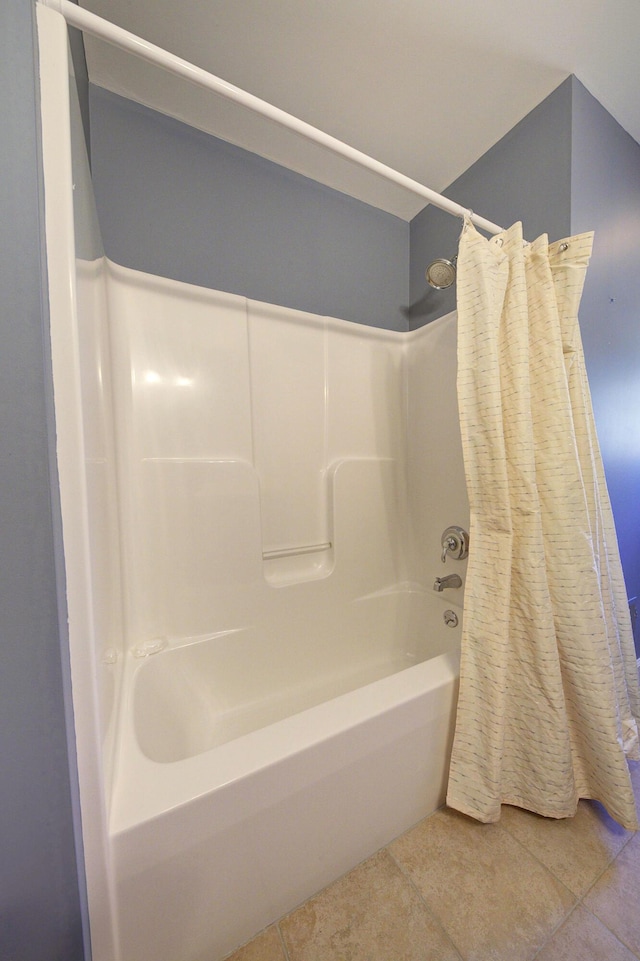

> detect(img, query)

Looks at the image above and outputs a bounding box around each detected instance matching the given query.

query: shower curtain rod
[41,0,505,236]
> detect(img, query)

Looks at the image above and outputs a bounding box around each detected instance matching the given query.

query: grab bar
[263,542,332,560]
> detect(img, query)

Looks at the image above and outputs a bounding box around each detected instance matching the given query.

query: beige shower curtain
[447,219,640,830]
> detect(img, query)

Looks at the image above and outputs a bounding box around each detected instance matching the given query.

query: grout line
[276,922,292,961]
[502,808,640,960]
[384,844,465,961]
[459,817,579,961]
[529,900,584,960]
[577,837,633,903]
[267,803,452,932]
[500,802,636,892]
[575,900,640,961]
[529,898,640,961]
[251,807,458,960]
[576,833,640,959]
[494,817,580,902]
[225,793,639,960]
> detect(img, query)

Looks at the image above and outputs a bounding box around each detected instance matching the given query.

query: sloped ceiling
[79,0,640,220]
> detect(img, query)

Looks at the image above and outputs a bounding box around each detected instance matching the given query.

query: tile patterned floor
[224,760,640,961]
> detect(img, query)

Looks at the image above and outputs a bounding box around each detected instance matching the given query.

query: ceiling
[79,0,640,221]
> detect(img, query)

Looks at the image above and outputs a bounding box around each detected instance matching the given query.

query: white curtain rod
[41,0,504,236]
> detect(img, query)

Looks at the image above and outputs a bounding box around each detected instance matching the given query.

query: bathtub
[110,588,460,961]
[37,9,469,961]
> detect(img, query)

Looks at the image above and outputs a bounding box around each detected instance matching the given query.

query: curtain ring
[559,242,569,252]
[459,209,474,238]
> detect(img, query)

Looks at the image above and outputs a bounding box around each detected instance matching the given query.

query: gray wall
[408,74,640,647]
[85,76,640,618]
[68,25,91,161]
[2,23,636,961]
[89,86,409,331]
[570,78,640,612]
[408,77,573,327]
[0,2,87,959]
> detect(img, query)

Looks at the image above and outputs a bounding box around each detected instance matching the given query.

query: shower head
[425,256,457,290]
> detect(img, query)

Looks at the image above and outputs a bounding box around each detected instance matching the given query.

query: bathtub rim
[110,646,460,836]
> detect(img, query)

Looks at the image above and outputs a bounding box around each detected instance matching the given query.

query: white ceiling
[79,0,640,221]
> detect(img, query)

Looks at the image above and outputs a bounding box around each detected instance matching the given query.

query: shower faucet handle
[441,526,469,563]
[441,537,457,563]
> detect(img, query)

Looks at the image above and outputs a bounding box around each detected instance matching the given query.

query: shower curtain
[447,219,640,830]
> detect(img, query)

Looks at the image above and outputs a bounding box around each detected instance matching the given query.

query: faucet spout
[433,574,462,592]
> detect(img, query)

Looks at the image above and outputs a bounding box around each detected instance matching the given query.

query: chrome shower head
[425,256,457,290]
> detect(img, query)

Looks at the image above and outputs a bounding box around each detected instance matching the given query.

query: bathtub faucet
[433,574,462,592]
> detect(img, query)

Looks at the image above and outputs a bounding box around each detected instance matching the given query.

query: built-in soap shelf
[262,541,335,587]
[262,541,332,561]
[132,455,404,599]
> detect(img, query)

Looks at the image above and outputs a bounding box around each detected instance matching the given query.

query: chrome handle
[441,537,457,563]
[441,526,469,563]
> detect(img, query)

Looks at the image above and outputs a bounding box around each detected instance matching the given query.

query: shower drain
[443,609,459,628]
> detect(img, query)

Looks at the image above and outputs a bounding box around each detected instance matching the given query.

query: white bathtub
[38,13,469,961]
[110,589,460,961]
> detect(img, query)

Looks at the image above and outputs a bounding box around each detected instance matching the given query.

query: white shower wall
[74,259,124,800]
[73,254,466,804]
[105,261,410,643]
[406,313,470,586]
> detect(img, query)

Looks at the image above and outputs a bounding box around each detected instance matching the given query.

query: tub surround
[77,257,466,961]
[79,254,465,797]
[39,8,468,960]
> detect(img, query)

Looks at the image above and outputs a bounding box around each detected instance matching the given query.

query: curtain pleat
[447,220,639,830]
